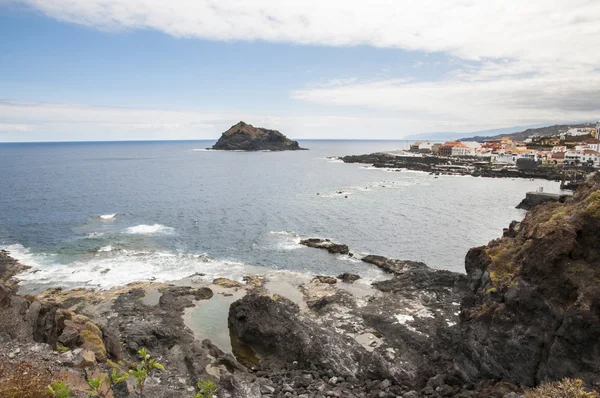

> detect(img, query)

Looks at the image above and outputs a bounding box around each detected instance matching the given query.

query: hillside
[460,122,593,142]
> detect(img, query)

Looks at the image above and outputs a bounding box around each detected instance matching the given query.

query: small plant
[194,379,218,398]
[128,347,165,397]
[86,375,105,397]
[47,381,73,398]
[109,368,130,385]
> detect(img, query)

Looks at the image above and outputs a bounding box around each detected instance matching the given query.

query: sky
[0,0,600,142]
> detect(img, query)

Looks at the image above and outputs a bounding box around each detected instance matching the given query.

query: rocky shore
[339,153,578,182]
[212,122,306,151]
[2,174,600,397]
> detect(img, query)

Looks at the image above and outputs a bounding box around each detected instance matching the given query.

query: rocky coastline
[212,122,306,151]
[2,174,600,397]
[339,152,589,182]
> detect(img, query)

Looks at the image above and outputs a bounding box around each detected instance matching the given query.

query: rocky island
[2,175,600,397]
[211,122,306,151]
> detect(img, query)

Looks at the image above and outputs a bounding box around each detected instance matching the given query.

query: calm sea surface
[0,140,562,292]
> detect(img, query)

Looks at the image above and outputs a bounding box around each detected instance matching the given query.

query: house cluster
[409,121,600,167]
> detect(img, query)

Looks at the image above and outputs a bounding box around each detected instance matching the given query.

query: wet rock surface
[300,238,351,255]
[212,121,306,151]
[337,273,361,283]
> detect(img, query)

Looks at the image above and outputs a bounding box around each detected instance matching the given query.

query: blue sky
[1,1,599,142]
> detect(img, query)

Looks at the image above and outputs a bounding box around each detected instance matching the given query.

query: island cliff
[212,122,306,151]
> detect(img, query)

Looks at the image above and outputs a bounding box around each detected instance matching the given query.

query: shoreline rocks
[300,238,351,255]
[340,152,586,183]
[212,121,307,151]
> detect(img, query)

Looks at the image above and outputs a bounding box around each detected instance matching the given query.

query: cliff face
[459,174,600,387]
[212,122,306,151]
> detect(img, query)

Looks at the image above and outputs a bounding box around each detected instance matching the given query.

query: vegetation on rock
[0,362,55,398]
[525,378,598,398]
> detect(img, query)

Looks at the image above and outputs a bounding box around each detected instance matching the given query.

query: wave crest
[122,224,175,235]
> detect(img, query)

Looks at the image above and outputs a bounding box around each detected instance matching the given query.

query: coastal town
[408,121,600,168]
[339,122,600,188]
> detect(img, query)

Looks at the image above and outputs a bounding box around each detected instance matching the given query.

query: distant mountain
[460,122,594,142]
[403,125,542,141]
[403,122,596,143]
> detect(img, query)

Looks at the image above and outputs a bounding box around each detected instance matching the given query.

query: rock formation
[212,122,306,151]
[300,238,350,255]
[459,173,600,387]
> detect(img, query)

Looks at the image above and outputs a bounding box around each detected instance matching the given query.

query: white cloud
[15,0,600,66]
[292,64,600,128]
[0,100,423,141]
[6,0,600,135]
[6,98,512,140]
[0,123,32,132]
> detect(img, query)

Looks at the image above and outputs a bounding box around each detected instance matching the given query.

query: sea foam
[100,213,117,220]
[122,224,175,235]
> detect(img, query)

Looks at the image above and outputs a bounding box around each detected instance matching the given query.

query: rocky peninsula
[339,152,590,183]
[2,175,600,397]
[212,122,306,151]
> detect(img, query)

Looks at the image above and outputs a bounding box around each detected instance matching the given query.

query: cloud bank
[5,0,600,137]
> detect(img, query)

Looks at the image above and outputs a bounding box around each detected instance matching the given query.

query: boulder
[337,273,361,283]
[73,349,97,369]
[213,278,243,289]
[228,294,368,377]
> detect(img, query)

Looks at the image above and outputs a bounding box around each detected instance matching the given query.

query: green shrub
[47,381,72,398]
[129,347,165,397]
[194,379,218,398]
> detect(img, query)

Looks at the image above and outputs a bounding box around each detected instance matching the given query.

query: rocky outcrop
[515,192,572,211]
[0,283,58,346]
[228,256,474,396]
[459,173,600,388]
[300,238,350,255]
[212,121,306,151]
[0,249,30,284]
[362,255,428,274]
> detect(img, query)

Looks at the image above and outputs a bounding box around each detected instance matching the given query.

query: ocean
[0,140,562,293]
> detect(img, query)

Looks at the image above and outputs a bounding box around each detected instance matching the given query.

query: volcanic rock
[300,238,350,255]
[362,255,428,275]
[458,173,600,387]
[212,121,306,151]
[337,273,361,283]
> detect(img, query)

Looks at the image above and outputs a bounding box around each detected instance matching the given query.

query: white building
[588,138,600,152]
[567,128,594,137]
[461,141,482,150]
[451,145,475,156]
[418,141,433,151]
[596,121,600,139]
[564,150,600,166]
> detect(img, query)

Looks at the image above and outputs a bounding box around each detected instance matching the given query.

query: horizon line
[0,138,424,144]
